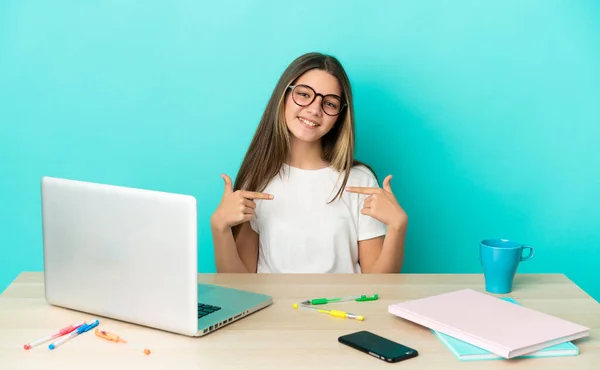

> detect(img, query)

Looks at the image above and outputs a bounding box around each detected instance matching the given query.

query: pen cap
[355,294,378,302]
[75,323,91,334]
[78,319,100,333]
[95,328,126,343]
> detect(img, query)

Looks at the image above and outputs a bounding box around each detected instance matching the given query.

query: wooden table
[1,272,598,370]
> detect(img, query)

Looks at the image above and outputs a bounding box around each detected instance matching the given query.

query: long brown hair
[233,52,375,237]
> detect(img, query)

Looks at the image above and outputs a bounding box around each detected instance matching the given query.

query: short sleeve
[357,175,387,241]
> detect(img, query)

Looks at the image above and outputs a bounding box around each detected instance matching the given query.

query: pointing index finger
[345,187,379,195]
[241,190,274,200]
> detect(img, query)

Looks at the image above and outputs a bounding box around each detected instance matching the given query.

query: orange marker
[95,328,151,355]
[95,329,127,343]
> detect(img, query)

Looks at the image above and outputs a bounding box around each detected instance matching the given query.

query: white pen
[24,321,86,350]
[49,319,99,350]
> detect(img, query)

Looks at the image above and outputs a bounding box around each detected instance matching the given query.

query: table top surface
[1,272,598,370]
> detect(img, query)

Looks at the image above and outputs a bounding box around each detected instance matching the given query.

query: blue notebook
[431,297,579,361]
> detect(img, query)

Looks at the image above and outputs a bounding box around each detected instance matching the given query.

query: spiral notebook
[432,298,579,361]
[388,289,590,359]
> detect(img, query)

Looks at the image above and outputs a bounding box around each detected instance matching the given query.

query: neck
[286,138,329,170]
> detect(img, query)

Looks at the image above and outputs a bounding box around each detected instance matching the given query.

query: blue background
[1,1,599,301]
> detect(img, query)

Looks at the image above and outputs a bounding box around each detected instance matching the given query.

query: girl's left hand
[345,175,408,231]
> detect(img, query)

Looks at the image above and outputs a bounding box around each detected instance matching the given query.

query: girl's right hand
[210,174,273,231]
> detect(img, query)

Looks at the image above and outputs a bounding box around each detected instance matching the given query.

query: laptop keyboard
[198,303,222,319]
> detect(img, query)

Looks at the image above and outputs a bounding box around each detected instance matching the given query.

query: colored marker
[94,328,127,343]
[300,294,378,305]
[95,328,151,355]
[293,303,364,321]
[23,321,86,350]
[49,319,100,350]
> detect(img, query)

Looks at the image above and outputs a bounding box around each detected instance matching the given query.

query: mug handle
[520,246,535,261]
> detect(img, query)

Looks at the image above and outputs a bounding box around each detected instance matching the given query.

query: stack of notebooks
[432,298,579,361]
[388,289,590,361]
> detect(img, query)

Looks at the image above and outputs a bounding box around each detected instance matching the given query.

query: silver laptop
[41,176,272,337]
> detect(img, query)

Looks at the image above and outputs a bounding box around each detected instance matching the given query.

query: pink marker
[23,321,86,350]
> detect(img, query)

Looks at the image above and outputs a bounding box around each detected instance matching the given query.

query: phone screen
[338,330,418,362]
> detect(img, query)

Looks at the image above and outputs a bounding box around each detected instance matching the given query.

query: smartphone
[338,330,418,363]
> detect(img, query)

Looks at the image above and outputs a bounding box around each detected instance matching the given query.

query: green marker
[301,294,379,305]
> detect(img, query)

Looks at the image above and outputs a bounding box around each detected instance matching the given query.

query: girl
[210,52,407,273]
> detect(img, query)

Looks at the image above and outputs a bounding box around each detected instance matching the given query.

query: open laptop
[40,176,272,337]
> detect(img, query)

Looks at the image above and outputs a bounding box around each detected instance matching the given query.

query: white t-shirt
[249,163,387,273]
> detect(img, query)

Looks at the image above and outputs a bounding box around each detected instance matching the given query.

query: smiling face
[284,69,343,145]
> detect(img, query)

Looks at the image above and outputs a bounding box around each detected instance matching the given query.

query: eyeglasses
[287,84,347,116]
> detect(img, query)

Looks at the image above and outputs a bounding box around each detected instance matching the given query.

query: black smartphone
[338,330,418,363]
